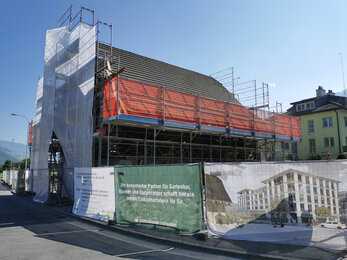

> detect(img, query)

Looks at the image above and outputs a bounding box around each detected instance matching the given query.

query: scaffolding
[34,6,302,198]
[93,70,300,166]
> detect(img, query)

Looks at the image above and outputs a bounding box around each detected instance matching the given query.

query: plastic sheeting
[31,23,96,203]
[204,161,347,250]
[2,170,9,184]
[24,170,32,192]
[11,170,25,193]
[104,77,301,140]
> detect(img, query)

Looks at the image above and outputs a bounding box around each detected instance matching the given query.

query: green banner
[115,164,203,234]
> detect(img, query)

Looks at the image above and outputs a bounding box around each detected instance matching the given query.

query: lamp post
[11,113,30,170]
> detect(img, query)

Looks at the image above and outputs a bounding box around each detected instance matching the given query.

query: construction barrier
[104,77,301,140]
[204,161,347,250]
[114,164,203,234]
[1,171,7,183]
[25,170,33,192]
[10,170,25,193]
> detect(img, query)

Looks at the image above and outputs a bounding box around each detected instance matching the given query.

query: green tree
[315,206,331,221]
[3,160,14,170]
[18,158,30,170]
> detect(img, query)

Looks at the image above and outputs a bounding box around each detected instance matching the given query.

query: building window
[296,104,304,111]
[281,142,289,150]
[300,203,305,211]
[307,195,312,203]
[324,137,334,148]
[292,143,298,155]
[287,173,294,182]
[306,176,310,184]
[296,102,315,112]
[298,175,302,183]
[308,120,314,134]
[309,139,316,154]
[319,179,324,187]
[288,183,295,192]
[323,117,333,127]
[344,117,347,126]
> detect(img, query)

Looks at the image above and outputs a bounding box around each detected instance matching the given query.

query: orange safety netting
[104,77,301,139]
[28,121,33,145]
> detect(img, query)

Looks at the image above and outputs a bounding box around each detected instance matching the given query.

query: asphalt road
[0,183,240,260]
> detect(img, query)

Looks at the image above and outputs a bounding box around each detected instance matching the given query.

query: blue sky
[1,0,347,144]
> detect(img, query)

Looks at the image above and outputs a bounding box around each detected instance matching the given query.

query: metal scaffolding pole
[154,129,156,165]
[189,132,192,163]
[144,128,147,165]
[107,121,110,166]
[210,135,212,162]
[180,132,183,163]
[219,136,222,162]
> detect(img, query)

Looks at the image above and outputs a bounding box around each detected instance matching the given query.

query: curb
[46,205,287,260]
[37,201,303,260]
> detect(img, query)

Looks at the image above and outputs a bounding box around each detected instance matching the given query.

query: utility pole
[338,53,347,107]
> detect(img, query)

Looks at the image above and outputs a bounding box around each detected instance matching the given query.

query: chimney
[316,86,326,97]
[327,90,335,96]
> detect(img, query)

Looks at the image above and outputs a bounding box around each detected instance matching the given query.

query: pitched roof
[287,93,347,116]
[312,102,342,112]
[98,43,238,103]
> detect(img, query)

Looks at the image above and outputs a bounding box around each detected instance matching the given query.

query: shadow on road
[0,186,168,258]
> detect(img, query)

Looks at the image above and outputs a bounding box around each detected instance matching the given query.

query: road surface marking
[35,229,99,236]
[0,222,15,226]
[115,247,174,257]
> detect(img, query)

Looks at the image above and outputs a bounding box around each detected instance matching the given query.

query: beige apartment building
[238,169,340,223]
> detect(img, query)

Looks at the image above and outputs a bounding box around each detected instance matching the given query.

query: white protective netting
[31,24,96,202]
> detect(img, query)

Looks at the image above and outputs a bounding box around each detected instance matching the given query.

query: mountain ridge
[0,140,26,164]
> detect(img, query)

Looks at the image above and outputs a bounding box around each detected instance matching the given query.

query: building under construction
[30,6,301,203]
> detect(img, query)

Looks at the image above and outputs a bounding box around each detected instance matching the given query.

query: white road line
[0,222,15,226]
[35,229,99,236]
[115,247,174,257]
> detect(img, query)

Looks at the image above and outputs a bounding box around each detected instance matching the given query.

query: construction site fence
[204,161,347,250]
[1,169,28,193]
[103,76,300,140]
[73,164,203,234]
[71,160,347,250]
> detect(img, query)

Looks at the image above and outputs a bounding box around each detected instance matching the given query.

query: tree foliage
[315,206,331,220]
[1,158,30,170]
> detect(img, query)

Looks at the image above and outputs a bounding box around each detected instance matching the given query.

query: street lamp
[11,113,30,170]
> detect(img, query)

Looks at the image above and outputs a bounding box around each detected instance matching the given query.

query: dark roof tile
[98,43,238,104]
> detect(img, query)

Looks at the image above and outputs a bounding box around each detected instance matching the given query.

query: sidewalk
[41,201,346,260]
